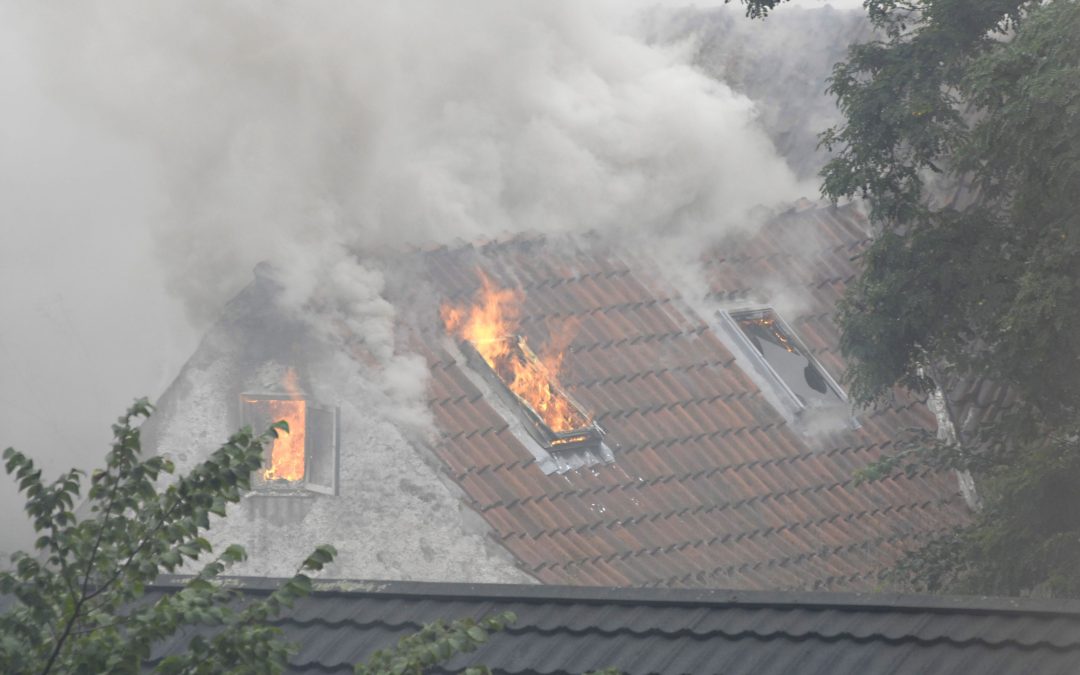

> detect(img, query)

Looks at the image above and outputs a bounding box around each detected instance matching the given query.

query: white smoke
[17,0,809,299]
[0,0,825,548]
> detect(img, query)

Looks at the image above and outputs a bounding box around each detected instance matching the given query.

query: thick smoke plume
[19,1,809,307]
[0,0,838,549]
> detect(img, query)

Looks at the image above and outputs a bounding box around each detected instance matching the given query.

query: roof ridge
[270,618,1080,654]
[148,576,1080,618]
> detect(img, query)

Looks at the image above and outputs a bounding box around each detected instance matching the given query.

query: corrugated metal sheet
[144,579,1080,674]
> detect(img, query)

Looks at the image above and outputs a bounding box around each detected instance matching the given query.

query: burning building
[140,263,533,583]
[142,203,973,589]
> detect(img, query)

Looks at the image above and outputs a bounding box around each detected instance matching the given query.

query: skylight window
[459,334,602,454]
[442,270,613,474]
[724,308,845,411]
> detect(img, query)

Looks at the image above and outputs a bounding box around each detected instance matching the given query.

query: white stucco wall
[145,282,532,584]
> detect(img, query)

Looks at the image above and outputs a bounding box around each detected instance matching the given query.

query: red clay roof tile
[402,205,971,590]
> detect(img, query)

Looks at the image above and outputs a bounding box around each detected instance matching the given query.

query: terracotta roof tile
[400,206,971,590]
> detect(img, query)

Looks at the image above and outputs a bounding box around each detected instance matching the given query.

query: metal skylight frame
[717,306,847,416]
[457,335,604,454]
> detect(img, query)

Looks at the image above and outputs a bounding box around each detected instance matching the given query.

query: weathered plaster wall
[143,273,532,584]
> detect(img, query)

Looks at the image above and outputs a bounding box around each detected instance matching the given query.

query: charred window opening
[240,392,339,495]
[729,308,844,409]
[459,335,602,453]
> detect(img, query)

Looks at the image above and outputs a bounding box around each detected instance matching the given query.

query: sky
[0,0,861,549]
[0,11,189,477]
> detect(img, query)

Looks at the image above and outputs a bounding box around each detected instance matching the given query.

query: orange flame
[741,316,796,353]
[263,369,306,481]
[442,271,586,433]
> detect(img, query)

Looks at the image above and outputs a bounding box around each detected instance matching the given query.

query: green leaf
[465,626,488,644]
[824,0,1080,597]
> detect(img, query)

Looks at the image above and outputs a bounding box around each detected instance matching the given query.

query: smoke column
[0,0,835,550]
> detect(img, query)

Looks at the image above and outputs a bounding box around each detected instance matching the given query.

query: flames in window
[738,315,796,354]
[441,272,586,433]
[246,368,306,482]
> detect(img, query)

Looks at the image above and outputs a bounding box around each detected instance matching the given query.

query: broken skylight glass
[731,308,844,408]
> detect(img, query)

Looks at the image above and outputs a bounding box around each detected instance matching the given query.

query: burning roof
[416,206,971,590]
[442,272,606,458]
[144,204,972,589]
[458,335,603,454]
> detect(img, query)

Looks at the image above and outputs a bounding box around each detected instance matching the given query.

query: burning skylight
[728,308,844,409]
[442,272,604,457]
[240,369,339,494]
[459,335,602,452]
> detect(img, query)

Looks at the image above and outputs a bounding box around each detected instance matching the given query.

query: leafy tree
[725,0,795,19]
[354,614,517,675]
[0,400,513,674]
[813,0,1080,596]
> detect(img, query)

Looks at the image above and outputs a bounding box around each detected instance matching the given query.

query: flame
[442,271,585,433]
[263,368,306,481]
[741,316,796,353]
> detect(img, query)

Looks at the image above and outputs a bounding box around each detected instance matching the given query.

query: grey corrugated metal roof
[145,577,1080,674]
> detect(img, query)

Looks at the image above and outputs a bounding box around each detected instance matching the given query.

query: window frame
[239,393,339,496]
[717,307,847,415]
[303,402,340,495]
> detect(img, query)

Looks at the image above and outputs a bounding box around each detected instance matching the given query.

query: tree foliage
[819,0,1080,596]
[354,614,516,675]
[0,401,514,674]
[726,0,795,19]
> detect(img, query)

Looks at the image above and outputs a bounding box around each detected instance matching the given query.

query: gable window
[240,393,339,495]
[722,308,845,412]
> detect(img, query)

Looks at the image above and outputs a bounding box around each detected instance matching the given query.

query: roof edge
[150,576,1080,618]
